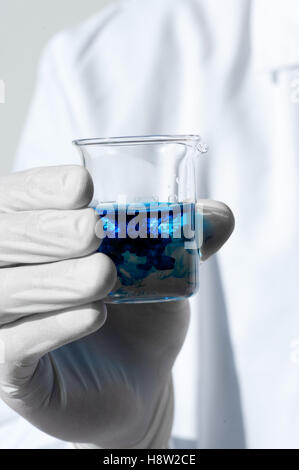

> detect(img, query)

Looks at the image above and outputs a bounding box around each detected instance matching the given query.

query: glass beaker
[73,135,207,303]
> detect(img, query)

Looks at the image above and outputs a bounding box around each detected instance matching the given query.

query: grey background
[0,0,112,177]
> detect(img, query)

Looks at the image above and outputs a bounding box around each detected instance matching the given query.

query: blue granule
[94,203,200,302]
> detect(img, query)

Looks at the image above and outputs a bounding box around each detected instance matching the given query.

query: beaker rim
[73,134,207,151]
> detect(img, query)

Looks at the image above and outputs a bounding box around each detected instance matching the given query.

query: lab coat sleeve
[13,35,79,173]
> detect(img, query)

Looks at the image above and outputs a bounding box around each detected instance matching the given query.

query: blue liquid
[94,203,200,303]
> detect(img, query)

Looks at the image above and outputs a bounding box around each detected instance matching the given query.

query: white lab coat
[1,0,299,449]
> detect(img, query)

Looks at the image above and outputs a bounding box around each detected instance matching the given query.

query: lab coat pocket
[251,0,299,244]
[251,0,299,75]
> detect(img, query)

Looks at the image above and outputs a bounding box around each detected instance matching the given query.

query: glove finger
[0,253,117,325]
[196,200,235,261]
[0,208,101,267]
[0,301,107,376]
[0,165,93,213]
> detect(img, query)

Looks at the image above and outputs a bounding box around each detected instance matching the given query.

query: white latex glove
[0,165,234,449]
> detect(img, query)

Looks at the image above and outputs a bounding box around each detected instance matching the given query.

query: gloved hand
[0,165,234,449]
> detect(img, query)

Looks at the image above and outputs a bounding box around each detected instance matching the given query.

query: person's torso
[9,0,299,448]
